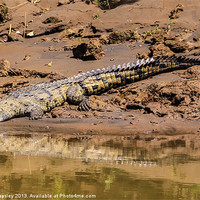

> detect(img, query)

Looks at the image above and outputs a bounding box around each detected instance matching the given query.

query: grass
[0,3,8,22]
[145,30,153,36]
[23,12,27,38]
[93,11,99,19]
[97,0,111,9]
[167,17,172,33]
[8,24,12,35]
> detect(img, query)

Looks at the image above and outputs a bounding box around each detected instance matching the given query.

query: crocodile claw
[78,98,91,111]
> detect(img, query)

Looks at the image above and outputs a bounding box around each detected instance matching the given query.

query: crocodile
[0,134,158,166]
[0,55,199,122]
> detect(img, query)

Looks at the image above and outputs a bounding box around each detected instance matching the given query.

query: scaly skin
[0,135,157,165]
[0,55,199,121]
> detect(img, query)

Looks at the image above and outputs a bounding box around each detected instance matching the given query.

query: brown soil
[0,0,200,135]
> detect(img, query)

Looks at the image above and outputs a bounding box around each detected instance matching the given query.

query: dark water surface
[0,132,200,200]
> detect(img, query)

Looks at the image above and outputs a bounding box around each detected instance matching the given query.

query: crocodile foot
[78,98,91,111]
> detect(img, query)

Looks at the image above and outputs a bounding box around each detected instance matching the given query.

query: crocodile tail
[176,56,200,66]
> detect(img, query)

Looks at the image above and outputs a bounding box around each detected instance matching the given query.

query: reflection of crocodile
[0,56,199,121]
[0,135,157,166]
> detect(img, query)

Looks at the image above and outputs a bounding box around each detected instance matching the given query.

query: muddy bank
[0,0,200,135]
[0,113,199,135]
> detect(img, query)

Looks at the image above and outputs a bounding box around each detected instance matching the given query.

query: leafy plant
[97,0,111,9]
[145,30,153,36]
[167,17,172,33]
[156,25,161,32]
[0,3,8,22]
[93,11,99,19]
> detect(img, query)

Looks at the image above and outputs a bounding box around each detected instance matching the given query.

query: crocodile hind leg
[67,85,91,111]
[25,105,44,120]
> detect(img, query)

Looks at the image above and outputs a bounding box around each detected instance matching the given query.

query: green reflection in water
[0,134,200,200]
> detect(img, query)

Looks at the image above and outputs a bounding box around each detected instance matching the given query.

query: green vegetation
[0,2,8,22]
[145,30,153,36]
[167,17,173,33]
[156,25,161,32]
[78,37,82,42]
[93,11,99,19]
[97,0,111,9]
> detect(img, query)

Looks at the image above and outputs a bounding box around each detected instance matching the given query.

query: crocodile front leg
[67,85,91,111]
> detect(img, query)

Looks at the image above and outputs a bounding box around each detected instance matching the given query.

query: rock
[73,40,105,60]
[111,96,122,105]
[40,37,52,42]
[26,31,34,37]
[60,27,86,38]
[58,0,73,6]
[0,59,10,76]
[108,30,135,44]
[149,43,173,57]
[170,94,184,106]
[193,29,200,42]
[83,0,94,5]
[136,52,149,59]
[146,102,168,117]
[43,17,62,24]
[164,38,189,53]
[126,103,145,110]
[8,32,24,41]
[0,59,10,70]
[0,34,8,42]
[99,34,109,44]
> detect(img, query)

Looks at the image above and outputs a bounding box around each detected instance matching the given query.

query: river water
[0,132,200,200]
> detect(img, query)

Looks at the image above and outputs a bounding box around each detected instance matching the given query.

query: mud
[0,0,200,135]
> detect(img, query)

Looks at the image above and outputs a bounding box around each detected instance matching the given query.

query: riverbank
[0,0,199,135]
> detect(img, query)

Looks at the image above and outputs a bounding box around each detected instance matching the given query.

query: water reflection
[0,133,200,200]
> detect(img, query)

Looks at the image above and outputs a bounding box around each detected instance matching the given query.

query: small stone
[0,59,10,76]
[27,31,34,37]
[23,55,31,61]
[164,38,189,53]
[8,32,24,41]
[58,0,71,6]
